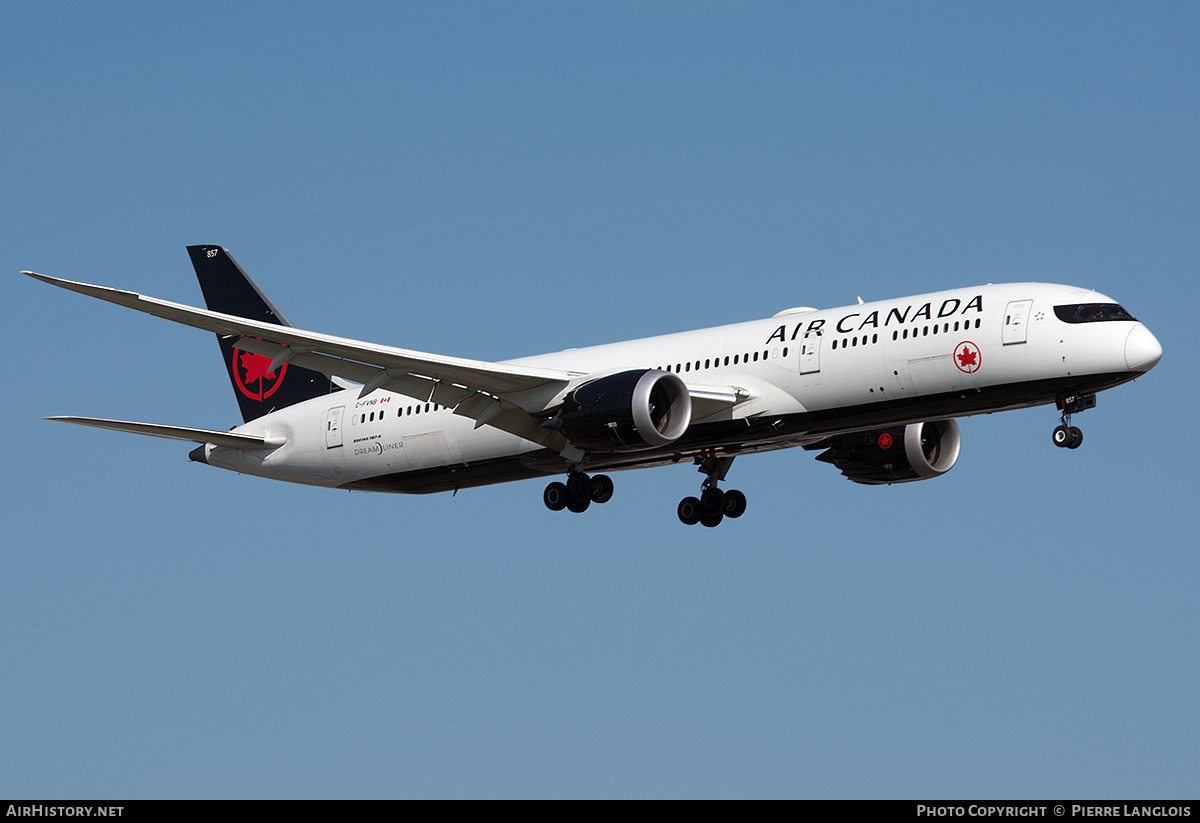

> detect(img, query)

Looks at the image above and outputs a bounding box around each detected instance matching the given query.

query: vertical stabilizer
[187,245,340,422]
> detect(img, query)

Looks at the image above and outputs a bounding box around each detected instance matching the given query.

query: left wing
[24,272,575,419]
[25,271,745,447]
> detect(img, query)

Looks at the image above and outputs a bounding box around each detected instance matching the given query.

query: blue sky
[3,2,1197,798]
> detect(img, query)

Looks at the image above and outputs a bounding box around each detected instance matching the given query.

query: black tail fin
[187,245,340,422]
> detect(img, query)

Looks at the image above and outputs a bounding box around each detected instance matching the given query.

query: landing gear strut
[1052,392,1095,450]
[544,471,613,514]
[678,455,746,527]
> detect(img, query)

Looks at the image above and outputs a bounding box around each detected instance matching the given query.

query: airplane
[24,245,1162,527]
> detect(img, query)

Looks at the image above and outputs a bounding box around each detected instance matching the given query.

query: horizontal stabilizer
[45,416,284,449]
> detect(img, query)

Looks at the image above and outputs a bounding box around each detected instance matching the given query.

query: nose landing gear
[543,471,614,514]
[678,455,746,527]
[1052,424,1083,449]
[1052,393,1095,450]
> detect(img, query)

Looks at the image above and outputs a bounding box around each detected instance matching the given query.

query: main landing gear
[677,455,747,528]
[1052,392,1096,450]
[543,471,614,514]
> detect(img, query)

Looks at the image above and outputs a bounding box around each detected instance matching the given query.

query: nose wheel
[1052,393,1095,450]
[1052,424,1083,449]
[544,471,613,514]
[678,455,746,527]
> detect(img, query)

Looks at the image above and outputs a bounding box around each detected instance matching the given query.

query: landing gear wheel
[566,472,591,500]
[677,454,743,526]
[1052,425,1072,448]
[564,471,593,513]
[723,489,747,519]
[543,482,567,511]
[700,487,726,516]
[678,497,702,526]
[1053,393,1095,451]
[590,474,614,504]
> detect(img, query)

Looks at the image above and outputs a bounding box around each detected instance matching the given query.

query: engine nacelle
[546,369,692,452]
[812,419,961,485]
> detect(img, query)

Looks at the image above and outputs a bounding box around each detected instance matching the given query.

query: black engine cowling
[545,369,692,452]
[810,419,961,485]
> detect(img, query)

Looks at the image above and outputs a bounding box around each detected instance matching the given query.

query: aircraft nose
[1125,324,1162,373]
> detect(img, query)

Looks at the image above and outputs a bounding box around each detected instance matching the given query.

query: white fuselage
[202,282,1160,493]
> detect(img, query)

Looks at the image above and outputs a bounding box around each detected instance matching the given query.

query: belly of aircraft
[337,370,1137,495]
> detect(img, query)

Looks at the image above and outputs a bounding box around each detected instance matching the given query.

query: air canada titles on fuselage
[765,295,985,343]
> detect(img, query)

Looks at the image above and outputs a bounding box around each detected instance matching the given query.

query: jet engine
[809,419,961,484]
[544,369,692,452]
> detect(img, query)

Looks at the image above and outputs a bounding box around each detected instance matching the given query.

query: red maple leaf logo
[239,351,277,385]
[954,341,981,374]
[233,345,287,400]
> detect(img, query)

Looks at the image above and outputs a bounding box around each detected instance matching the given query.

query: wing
[24,271,576,417]
[25,271,744,449]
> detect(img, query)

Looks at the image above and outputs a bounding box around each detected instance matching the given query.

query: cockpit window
[1053,303,1137,324]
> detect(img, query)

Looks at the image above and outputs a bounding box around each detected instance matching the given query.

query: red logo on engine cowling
[233,347,287,400]
[878,432,893,449]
